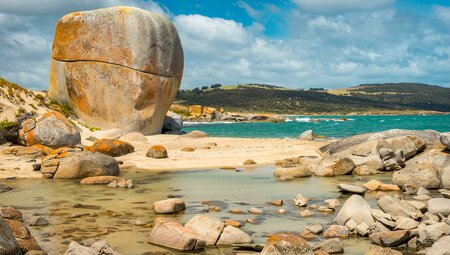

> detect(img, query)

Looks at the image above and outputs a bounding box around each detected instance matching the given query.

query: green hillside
[176,83,450,114]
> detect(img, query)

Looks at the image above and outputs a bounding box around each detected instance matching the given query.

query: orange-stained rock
[30,144,53,155]
[261,233,313,255]
[80,176,124,185]
[18,111,81,148]
[146,145,168,159]
[49,7,183,135]
[2,146,43,159]
[203,107,216,115]
[87,139,134,157]
[189,105,203,117]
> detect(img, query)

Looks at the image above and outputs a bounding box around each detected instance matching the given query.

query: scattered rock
[369,230,410,247]
[80,176,123,185]
[267,200,283,207]
[0,207,22,220]
[334,194,374,226]
[183,130,208,138]
[427,198,450,216]
[298,210,314,217]
[41,151,119,179]
[87,139,134,157]
[417,187,430,195]
[337,184,365,194]
[293,194,309,207]
[2,146,43,159]
[29,216,49,226]
[274,165,311,178]
[306,224,323,234]
[146,145,168,159]
[0,184,12,193]
[297,130,314,140]
[312,238,343,254]
[324,199,341,208]
[153,198,186,214]
[377,195,422,219]
[216,225,252,245]
[181,147,195,152]
[0,217,21,255]
[418,222,450,245]
[148,217,205,251]
[426,235,450,255]
[184,214,225,245]
[364,245,402,255]
[260,233,313,255]
[440,132,450,150]
[224,219,241,228]
[248,207,263,214]
[314,157,355,177]
[243,159,257,165]
[118,132,147,142]
[395,217,419,230]
[393,161,441,190]
[323,225,349,238]
[18,111,81,148]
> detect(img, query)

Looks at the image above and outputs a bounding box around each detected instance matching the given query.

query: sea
[183,114,450,139]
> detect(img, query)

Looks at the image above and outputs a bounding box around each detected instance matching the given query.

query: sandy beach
[0,134,329,178]
[119,134,329,171]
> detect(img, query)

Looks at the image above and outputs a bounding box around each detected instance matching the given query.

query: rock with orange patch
[18,112,81,148]
[30,144,53,155]
[88,139,134,157]
[146,145,168,159]
[261,233,313,255]
[49,6,183,135]
[2,146,43,159]
[189,105,203,117]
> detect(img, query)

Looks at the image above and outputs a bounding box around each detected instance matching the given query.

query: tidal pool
[0,166,400,255]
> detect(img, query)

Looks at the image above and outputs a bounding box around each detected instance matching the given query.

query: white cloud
[292,0,395,13]
[237,1,262,19]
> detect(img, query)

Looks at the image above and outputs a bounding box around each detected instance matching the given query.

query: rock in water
[0,217,21,255]
[334,194,374,226]
[49,7,183,135]
[260,233,313,255]
[19,111,81,148]
[148,218,206,251]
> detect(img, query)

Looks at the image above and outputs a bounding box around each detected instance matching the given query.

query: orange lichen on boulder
[146,145,168,159]
[87,139,134,157]
[30,144,53,156]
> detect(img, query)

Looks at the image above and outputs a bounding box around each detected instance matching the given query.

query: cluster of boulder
[184,104,284,123]
[148,214,252,251]
[276,129,449,183]
[331,191,450,254]
[0,207,44,255]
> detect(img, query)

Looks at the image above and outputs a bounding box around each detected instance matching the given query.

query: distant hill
[176,83,450,114]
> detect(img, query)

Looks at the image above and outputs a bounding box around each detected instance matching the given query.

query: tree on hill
[201,86,209,90]
[210,84,222,89]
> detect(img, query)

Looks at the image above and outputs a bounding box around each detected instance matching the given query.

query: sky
[0,0,450,90]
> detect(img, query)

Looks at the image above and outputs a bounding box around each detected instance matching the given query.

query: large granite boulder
[19,111,81,148]
[49,6,183,135]
[41,151,119,179]
[184,214,225,245]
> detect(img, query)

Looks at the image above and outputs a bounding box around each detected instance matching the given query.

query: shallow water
[0,166,400,255]
[183,114,450,139]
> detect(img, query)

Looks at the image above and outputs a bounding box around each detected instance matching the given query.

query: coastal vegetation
[176,83,450,114]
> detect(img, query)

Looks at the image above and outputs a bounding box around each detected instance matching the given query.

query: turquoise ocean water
[183,115,450,139]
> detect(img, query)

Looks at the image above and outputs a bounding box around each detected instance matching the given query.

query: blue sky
[0,0,449,90]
